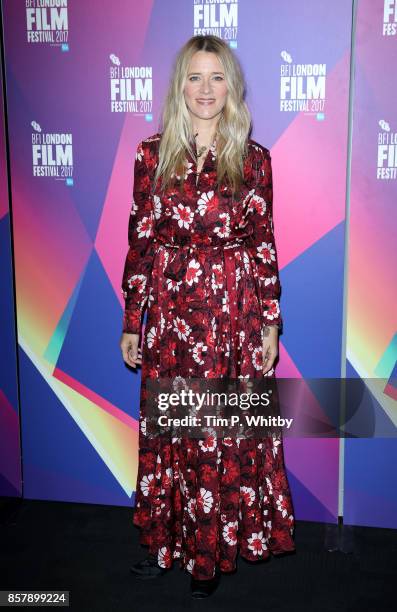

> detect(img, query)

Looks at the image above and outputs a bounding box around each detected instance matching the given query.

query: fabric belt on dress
[152,235,264,356]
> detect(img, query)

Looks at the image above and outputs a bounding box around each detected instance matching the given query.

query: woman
[120,34,295,599]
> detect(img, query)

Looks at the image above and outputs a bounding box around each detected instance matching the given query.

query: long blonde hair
[154,35,252,196]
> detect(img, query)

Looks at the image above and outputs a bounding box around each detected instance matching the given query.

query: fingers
[262,346,277,375]
[120,335,143,369]
[124,346,142,369]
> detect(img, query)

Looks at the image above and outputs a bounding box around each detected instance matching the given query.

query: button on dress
[121,132,295,580]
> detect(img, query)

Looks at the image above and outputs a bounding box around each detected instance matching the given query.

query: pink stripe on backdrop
[53,367,138,431]
[273,51,351,270]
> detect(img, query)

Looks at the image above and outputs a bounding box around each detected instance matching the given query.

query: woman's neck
[191,118,219,148]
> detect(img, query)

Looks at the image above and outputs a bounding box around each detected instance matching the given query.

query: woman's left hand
[262,325,279,374]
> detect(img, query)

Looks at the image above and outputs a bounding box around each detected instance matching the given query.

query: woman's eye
[188,76,224,81]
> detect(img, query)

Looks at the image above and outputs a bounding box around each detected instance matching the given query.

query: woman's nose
[199,79,212,94]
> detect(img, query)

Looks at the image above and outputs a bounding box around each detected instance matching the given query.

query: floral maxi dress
[121,132,296,580]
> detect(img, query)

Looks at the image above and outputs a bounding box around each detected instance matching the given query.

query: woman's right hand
[120,332,142,368]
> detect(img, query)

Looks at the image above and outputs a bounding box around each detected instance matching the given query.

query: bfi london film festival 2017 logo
[377,120,397,180]
[383,0,397,36]
[109,54,153,120]
[31,121,74,186]
[193,0,238,48]
[280,51,327,121]
[25,0,69,51]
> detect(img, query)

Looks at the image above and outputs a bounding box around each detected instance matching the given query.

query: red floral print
[121,133,295,580]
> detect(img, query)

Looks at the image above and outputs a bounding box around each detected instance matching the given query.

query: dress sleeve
[121,140,156,334]
[247,146,283,332]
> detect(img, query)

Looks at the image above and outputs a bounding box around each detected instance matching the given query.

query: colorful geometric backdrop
[0,0,396,528]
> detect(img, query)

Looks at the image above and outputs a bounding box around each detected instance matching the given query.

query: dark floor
[0,497,396,611]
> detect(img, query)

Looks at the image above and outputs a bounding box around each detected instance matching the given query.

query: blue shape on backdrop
[55,249,142,420]
[281,221,345,377]
[0,214,19,409]
[19,348,130,505]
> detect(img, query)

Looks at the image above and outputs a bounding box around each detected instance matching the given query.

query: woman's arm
[247,145,283,333]
[121,140,156,334]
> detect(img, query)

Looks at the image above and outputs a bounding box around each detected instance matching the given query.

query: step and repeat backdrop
[0,45,21,498]
[0,0,395,528]
[344,0,397,527]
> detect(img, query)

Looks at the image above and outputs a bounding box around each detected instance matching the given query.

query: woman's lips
[197,99,215,105]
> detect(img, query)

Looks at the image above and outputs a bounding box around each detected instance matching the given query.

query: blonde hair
[153,35,252,196]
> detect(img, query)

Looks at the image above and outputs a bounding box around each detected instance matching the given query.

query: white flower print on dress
[198,434,217,452]
[250,193,267,216]
[242,250,251,274]
[276,494,289,518]
[158,546,170,568]
[140,473,155,497]
[247,531,267,556]
[153,194,162,220]
[146,327,157,349]
[172,203,194,229]
[163,467,173,489]
[271,435,281,458]
[211,264,223,293]
[185,259,202,286]
[158,311,166,335]
[127,273,146,293]
[252,346,263,371]
[256,241,276,264]
[192,342,207,365]
[165,277,182,293]
[197,487,214,514]
[179,470,187,496]
[173,317,192,341]
[223,520,238,545]
[263,274,278,287]
[210,316,217,341]
[197,190,216,216]
[213,212,230,238]
[137,215,153,239]
[130,200,138,215]
[187,498,197,522]
[135,144,144,162]
[240,486,256,507]
[263,298,280,321]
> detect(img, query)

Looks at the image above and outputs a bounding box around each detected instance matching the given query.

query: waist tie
[153,236,247,283]
[152,236,264,366]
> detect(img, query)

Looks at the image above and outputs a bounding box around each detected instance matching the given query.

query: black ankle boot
[130,553,168,579]
[190,567,221,598]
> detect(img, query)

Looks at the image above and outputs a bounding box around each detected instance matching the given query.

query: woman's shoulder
[136,133,161,161]
[247,137,271,159]
[140,132,162,149]
[142,132,162,144]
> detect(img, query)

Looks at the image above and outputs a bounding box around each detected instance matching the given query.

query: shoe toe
[130,556,166,578]
[190,571,220,598]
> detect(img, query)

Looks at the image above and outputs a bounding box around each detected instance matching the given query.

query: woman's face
[183,50,228,124]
